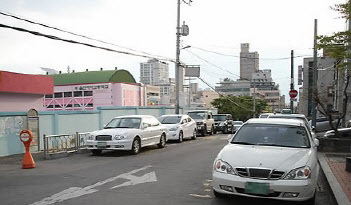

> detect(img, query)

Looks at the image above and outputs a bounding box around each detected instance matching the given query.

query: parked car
[267,113,316,138]
[86,115,167,155]
[213,114,234,134]
[158,114,197,142]
[324,128,351,138]
[281,109,292,114]
[232,121,244,133]
[259,113,273,118]
[187,110,215,136]
[308,117,340,132]
[212,118,319,203]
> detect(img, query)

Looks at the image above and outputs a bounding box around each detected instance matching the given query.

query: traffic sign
[289,90,298,98]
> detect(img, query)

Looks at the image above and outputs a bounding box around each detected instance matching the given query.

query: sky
[0,0,347,103]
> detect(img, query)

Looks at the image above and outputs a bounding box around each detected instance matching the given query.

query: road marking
[30,165,155,205]
[189,194,212,198]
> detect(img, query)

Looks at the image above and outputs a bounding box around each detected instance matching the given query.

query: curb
[318,152,351,205]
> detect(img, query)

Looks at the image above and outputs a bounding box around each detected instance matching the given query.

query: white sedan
[86,115,167,155]
[158,114,197,142]
[212,118,319,203]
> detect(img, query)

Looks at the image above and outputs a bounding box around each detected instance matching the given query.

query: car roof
[159,114,187,117]
[114,115,152,119]
[268,114,307,119]
[213,114,229,116]
[246,118,305,126]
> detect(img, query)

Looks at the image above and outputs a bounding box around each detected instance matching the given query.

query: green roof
[51,69,136,86]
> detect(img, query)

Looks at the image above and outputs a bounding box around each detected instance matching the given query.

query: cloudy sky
[0,0,347,102]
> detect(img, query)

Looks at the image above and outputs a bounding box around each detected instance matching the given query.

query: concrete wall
[0,106,182,157]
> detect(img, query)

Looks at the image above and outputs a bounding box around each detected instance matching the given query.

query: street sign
[289,90,298,98]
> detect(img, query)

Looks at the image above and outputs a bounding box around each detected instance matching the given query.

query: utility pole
[253,79,256,117]
[175,0,181,114]
[290,50,294,112]
[311,19,318,128]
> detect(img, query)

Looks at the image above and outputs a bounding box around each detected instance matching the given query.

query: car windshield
[188,112,206,119]
[231,124,311,148]
[158,116,182,124]
[104,118,141,129]
[213,115,227,121]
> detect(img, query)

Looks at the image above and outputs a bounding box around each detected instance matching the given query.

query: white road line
[30,165,154,205]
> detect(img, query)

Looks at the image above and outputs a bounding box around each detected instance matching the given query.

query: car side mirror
[311,126,316,132]
[143,124,149,129]
[314,138,319,147]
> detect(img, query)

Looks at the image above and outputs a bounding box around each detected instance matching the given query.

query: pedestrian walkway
[318,152,351,205]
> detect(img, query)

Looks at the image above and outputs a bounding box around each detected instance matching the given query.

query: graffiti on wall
[0,116,27,138]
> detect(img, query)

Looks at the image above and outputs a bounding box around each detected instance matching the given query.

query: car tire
[224,126,228,134]
[178,131,183,143]
[91,150,102,155]
[191,129,197,140]
[158,133,166,148]
[201,125,206,136]
[213,189,227,198]
[130,138,141,155]
[208,125,214,135]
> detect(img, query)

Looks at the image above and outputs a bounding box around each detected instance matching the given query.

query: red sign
[289,90,298,98]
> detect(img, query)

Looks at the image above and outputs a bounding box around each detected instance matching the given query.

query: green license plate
[245,182,270,195]
[97,142,107,148]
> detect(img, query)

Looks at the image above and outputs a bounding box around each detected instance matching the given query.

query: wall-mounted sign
[74,84,109,91]
[185,65,200,77]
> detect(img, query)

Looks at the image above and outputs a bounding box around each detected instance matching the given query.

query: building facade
[215,79,251,96]
[240,43,259,80]
[140,59,169,85]
[44,69,145,110]
[0,71,53,112]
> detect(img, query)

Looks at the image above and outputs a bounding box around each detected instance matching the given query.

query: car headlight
[214,159,236,175]
[87,134,94,140]
[114,135,126,140]
[284,166,311,180]
[169,126,179,131]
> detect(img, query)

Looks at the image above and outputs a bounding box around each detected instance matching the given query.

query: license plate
[97,142,107,148]
[245,182,270,195]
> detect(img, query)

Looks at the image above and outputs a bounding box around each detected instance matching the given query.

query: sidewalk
[318,152,351,205]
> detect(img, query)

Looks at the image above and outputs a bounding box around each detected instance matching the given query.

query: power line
[0,10,174,62]
[190,45,312,61]
[0,23,175,63]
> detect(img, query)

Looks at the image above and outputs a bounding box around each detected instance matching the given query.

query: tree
[317,0,351,136]
[211,96,267,121]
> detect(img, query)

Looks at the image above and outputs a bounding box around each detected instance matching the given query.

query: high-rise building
[140,59,169,85]
[240,43,259,80]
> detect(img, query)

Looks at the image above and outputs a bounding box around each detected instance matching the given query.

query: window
[74,104,81,107]
[47,105,54,108]
[84,91,93,96]
[66,104,73,108]
[74,91,83,97]
[45,94,53,98]
[64,92,72,97]
[54,92,63,98]
[86,103,93,107]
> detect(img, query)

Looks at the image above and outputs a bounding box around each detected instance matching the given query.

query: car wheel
[158,133,166,148]
[208,125,214,135]
[202,125,207,136]
[178,131,183,143]
[191,129,197,140]
[213,189,227,198]
[130,138,141,155]
[224,126,228,134]
[91,150,102,155]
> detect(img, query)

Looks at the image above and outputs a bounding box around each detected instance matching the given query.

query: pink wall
[44,82,145,110]
[0,93,45,112]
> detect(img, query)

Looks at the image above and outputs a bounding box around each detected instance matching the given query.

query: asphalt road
[0,134,336,205]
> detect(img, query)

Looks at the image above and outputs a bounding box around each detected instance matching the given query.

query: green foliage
[211,96,267,121]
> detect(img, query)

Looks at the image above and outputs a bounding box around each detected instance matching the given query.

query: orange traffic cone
[22,147,35,169]
[20,130,36,169]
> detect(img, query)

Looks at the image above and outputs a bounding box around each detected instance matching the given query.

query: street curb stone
[318,152,351,205]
